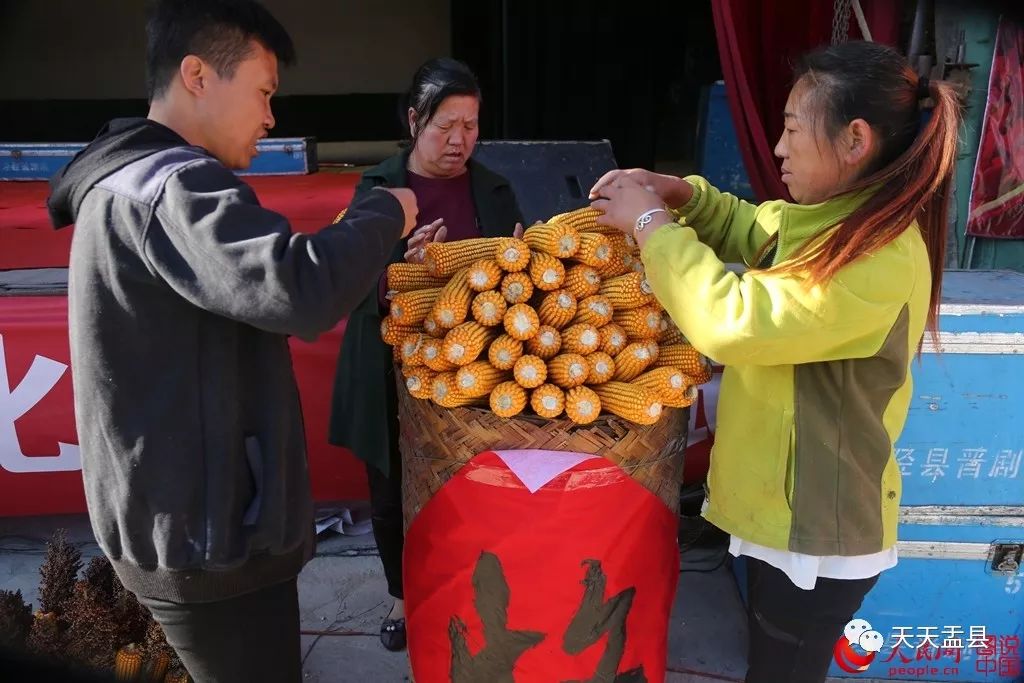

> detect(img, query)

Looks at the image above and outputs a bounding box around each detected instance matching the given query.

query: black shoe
[380,617,407,652]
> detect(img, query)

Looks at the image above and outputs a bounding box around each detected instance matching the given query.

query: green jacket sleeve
[641,223,919,367]
[674,175,780,267]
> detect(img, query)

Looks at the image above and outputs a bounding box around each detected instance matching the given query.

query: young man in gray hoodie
[47,2,417,681]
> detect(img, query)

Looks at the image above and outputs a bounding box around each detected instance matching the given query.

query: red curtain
[711,0,901,202]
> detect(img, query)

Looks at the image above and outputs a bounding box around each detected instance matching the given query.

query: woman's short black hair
[402,57,481,141]
[145,0,295,101]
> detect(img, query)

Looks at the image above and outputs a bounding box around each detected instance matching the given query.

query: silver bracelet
[634,208,670,237]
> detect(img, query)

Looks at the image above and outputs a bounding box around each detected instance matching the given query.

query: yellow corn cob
[593,382,662,425]
[646,340,661,364]
[421,337,455,371]
[494,237,532,272]
[612,342,657,381]
[380,316,418,346]
[571,295,614,327]
[456,361,510,398]
[467,259,504,292]
[572,233,613,268]
[537,289,578,329]
[596,249,632,277]
[431,372,478,408]
[390,287,442,326]
[423,315,446,338]
[550,206,603,231]
[503,303,540,341]
[442,322,497,366]
[530,383,566,419]
[659,321,687,345]
[513,354,548,389]
[565,386,602,425]
[528,251,566,291]
[115,645,144,680]
[598,272,655,310]
[628,254,646,274]
[386,262,449,293]
[561,324,601,355]
[634,367,690,405]
[490,381,528,417]
[430,268,472,329]
[501,271,535,304]
[471,290,508,326]
[547,353,590,389]
[424,238,500,277]
[653,344,713,383]
[404,367,437,399]
[585,352,616,384]
[563,264,603,299]
[393,344,403,365]
[525,326,562,360]
[488,334,524,370]
[523,223,580,258]
[614,305,663,339]
[400,333,426,366]
[599,323,629,356]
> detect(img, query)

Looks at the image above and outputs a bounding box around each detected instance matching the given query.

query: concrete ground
[0,513,881,682]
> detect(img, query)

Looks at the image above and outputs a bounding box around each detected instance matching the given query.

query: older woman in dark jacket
[328,57,523,652]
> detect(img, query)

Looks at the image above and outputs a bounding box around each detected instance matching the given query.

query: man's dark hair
[145,0,296,101]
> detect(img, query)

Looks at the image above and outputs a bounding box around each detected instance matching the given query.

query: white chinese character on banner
[968,626,988,649]
[942,625,964,649]
[896,449,915,476]
[988,450,1022,479]
[891,626,915,650]
[957,449,987,479]
[921,448,948,483]
[917,626,940,649]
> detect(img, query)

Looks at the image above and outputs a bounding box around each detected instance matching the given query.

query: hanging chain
[831,0,853,45]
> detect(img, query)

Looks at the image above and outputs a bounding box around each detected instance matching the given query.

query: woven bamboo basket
[396,378,687,531]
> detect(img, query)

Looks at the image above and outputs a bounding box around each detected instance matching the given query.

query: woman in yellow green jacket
[591,41,961,683]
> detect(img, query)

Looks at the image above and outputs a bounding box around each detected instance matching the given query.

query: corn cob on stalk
[471,290,508,326]
[523,222,580,258]
[425,238,499,277]
[571,233,613,268]
[400,333,426,366]
[404,367,437,399]
[423,315,446,338]
[614,305,663,339]
[537,289,578,329]
[488,334,524,370]
[571,295,614,327]
[442,322,497,366]
[494,237,532,272]
[561,323,601,355]
[585,352,616,384]
[490,381,528,417]
[563,264,603,299]
[390,287,442,326]
[528,251,566,291]
[565,386,602,424]
[504,303,541,341]
[456,361,510,398]
[633,367,692,406]
[598,272,655,310]
[467,259,504,292]
[598,322,629,356]
[548,353,590,388]
[430,268,472,329]
[501,271,535,304]
[380,316,418,346]
[513,354,548,389]
[593,382,662,425]
[530,383,566,419]
[432,372,479,407]
[386,262,449,293]
[525,326,562,359]
[612,342,657,381]
[653,344,713,383]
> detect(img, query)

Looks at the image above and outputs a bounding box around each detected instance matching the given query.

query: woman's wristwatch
[634,208,671,239]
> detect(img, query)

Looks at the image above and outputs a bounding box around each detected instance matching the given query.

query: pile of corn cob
[381,207,713,426]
